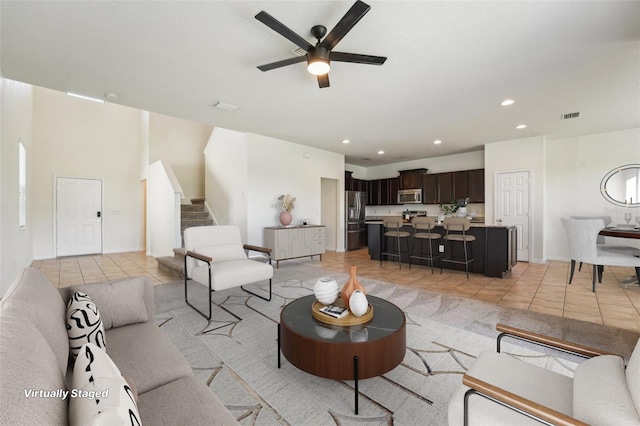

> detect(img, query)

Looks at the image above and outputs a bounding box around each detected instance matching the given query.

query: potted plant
[439,201,459,217]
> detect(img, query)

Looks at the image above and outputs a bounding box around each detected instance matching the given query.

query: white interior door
[56,177,103,256]
[496,171,530,261]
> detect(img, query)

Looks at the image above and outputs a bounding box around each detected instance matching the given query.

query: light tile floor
[32,249,640,334]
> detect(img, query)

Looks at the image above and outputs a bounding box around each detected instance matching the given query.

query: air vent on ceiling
[291,47,306,57]
[212,102,238,112]
[361,158,371,161]
[561,112,580,120]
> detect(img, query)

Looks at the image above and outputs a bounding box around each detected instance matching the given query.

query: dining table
[599,225,640,287]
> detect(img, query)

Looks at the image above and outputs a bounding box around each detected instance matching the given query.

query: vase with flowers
[276,194,296,226]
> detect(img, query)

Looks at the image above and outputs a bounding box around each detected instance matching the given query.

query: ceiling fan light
[308,58,330,75]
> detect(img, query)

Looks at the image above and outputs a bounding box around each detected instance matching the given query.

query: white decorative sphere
[314,277,339,305]
[349,290,368,317]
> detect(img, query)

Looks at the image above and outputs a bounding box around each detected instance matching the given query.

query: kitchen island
[367,221,516,278]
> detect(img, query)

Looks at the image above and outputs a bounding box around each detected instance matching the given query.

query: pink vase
[279,211,292,226]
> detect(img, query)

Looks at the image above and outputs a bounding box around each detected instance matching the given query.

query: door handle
[496,218,503,223]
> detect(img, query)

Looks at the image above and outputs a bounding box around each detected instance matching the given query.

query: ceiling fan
[255,0,387,88]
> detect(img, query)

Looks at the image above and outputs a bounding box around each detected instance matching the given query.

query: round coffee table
[278,294,406,414]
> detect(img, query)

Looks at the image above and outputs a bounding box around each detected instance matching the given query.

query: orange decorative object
[341,265,366,305]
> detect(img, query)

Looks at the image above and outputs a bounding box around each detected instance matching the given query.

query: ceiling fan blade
[331,52,386,65]
[317,74,330,88]
[257,56,307,72]
[255,11,314,51]
[320,0,370,51]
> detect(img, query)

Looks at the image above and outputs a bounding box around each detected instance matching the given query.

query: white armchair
[448,324,640,426]
[561,218,640,292]
[183,225,273,320]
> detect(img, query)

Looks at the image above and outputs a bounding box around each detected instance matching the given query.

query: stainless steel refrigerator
[345,191,366,251]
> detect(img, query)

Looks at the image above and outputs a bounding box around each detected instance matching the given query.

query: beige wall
[31,87,146,259]
[149,113,212,203]
[1,79,34,295]
[544,128,640,261]
[205,128,345,248]
[485,136,545,263]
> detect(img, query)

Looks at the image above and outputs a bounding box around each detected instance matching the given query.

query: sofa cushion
[191,259,273,291]
[105,322,193,394]
[574,354,640,425]
[69,343,142,426]
[66,291,107,357]
[627,339,640,415]
[448,351,573,425]
[0,315,69,426]
[137,376,239,425]
[0,267,69,374]
[69,276,149,329]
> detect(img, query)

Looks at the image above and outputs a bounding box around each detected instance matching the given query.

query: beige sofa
[0,267,239,425]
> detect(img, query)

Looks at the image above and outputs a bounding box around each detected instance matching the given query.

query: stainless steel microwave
[397,189,422,204]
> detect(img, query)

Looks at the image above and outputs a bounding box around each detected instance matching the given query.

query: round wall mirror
[600,164,640,207]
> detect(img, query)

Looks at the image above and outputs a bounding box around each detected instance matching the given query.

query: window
[19,141,26,228]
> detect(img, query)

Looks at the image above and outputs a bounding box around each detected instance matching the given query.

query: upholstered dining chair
[183,225,273,320]
[561,218,640,292]
[570,215,640,277]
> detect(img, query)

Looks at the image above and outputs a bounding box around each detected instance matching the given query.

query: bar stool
[409,217,442,274]
[380,216,411,269]
[442,217,475,279]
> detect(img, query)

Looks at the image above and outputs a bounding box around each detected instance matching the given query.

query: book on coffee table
[319,304,349,319]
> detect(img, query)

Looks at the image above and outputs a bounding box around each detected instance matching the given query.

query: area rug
[154,262,639,425]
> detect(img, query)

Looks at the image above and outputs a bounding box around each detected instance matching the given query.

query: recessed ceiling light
[104,91,119,100]
[501,99,515,106]
[342,139,350,144]
[378,150,384,155]
[433,140,442,145]
[516,124,527,129]
[66,92,104,103]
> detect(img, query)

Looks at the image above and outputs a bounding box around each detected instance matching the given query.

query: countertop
[363,220,513,228]
[264,224,324,230]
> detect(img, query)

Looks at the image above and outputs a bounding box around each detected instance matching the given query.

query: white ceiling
[2,1,639,166]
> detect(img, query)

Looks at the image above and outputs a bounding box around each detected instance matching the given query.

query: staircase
[156,198,213,277]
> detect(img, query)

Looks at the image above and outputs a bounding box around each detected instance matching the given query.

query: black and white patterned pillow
[69,343,142,426]
[66,291,106,357]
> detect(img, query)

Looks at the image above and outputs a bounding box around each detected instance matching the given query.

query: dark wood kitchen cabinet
[399,169,427,190]
[369,177,400,205]
[438,173,453,204]
[345,171,353,190]
[367,180,378,205]
[452,171,468,201]
[389,177,400,205]
[353,178,366,192]
[468,169,485,202]
[423,174,438,204]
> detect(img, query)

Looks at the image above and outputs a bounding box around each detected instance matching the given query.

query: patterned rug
[153,262,638,425]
